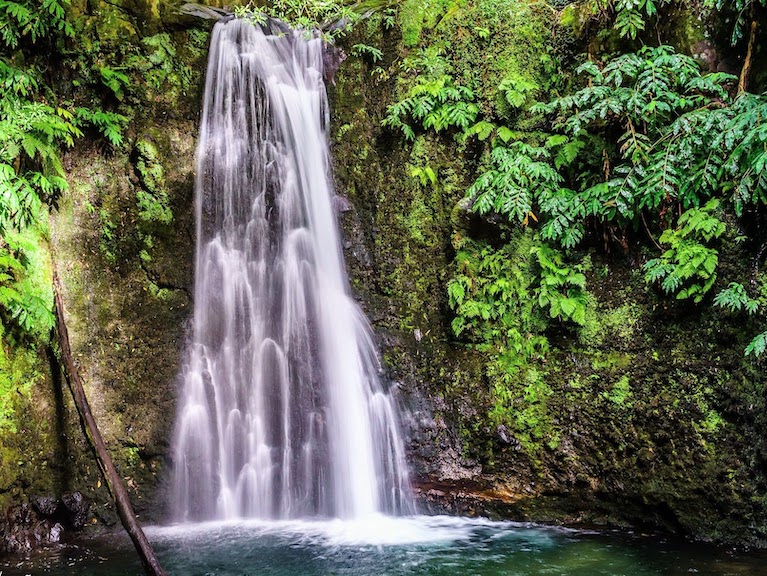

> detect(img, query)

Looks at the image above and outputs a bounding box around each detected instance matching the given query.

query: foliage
[581,0,673,39]
[448,234,587,368]
[714,93,767,215]
[0,230,53,340]
[398,0,458,47]
[74,107,127,147]
[447,234,583,455]
[603,375,632,406]
[0,0,122,345]
[453,46,767,267]
[458,46,751,258]
[498,73,539,110]
[234,0,368,40]
[703,0,766,44]
[0,0,73,49]
[127,33,194,93]
[714,282,759,314]
[468,140,560,223]
[541,46,735,221]
[383,75,478,140]
[99,66,130,101]
[0,96,78,235]
[745,330,767,356]
[351,43,383,62]
[712,280,767,358]
[530,243,588,325]
[465,133,588,249]
[0,59,37,96]
[643,200,725,303]
[447,236,548,372]
[489,367,557,455]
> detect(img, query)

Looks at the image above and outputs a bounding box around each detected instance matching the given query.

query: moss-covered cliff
[1,0,766,552]
[329,0,767,546]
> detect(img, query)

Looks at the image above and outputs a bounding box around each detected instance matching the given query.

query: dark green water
[2,516,766,576]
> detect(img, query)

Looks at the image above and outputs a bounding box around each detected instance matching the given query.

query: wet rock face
[61,492,89,530]
[0,492,89,554]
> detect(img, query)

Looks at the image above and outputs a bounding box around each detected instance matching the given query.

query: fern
[713,93,767,215]
[714,282,759,314]
[0,237,53,340]
[0,60,37,96]
[531,45,764,244]
[467,141,563,222]
[351,44,383,63]
[745,330,767,357]
[75,107,128,147]
[99,67,131,101]
[530,243,588,325]
[0,0,73,49]
[447,237,549,372]
[643,200,725,303]
[582,0,673,39]
[498,74,539,110]
[383,75,478,140]
[0,97,81,234]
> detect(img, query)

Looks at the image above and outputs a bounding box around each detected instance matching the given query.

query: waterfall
[171,17,413,521]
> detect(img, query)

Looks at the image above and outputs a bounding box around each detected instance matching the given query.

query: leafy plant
[0,0,73,49]
[99,66,130,101]
[0,0,118,345]
[448,237,548,369]
[133,33,193,92]
[74,107,127,147]
[714,93,767,215]
[383,75,478,140]
[583,0,672,39]
[234,0,367,40]
[0,228,53,341]
[0,96,80,235]
[530,243,588,325]
[643,200,725,303]
[0,59,37,96]
[713,282,766,359]
[351,43,383,62]
[498,73,539,110]
[541,46,735,218]
[469,138,561,219]
[714,282,759,314]
[745,330,767,357]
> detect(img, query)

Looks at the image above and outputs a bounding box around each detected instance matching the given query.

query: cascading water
[171,17,413,522]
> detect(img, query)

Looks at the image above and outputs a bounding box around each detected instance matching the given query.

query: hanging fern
[583,0,673,39]
[714,282,759,314]
[0,235,54,340]
[0,97,81,235]
[383,75,479,140]
[643,200,725,303]
[0,0,73,49]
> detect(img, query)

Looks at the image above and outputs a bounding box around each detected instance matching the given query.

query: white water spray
[172,17,413,521]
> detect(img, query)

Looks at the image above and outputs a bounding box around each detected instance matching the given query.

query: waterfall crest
[172,18,413,521]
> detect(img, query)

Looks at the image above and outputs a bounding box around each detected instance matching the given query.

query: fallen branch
[52,270,168,576]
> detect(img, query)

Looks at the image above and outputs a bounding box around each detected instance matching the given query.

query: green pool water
[2,515,765,576]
